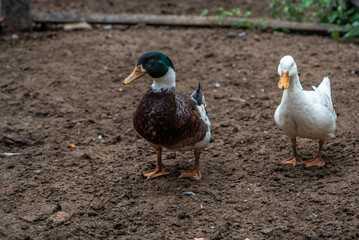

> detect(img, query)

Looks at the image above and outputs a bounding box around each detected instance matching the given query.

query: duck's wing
[303,77,336,114]
[172,86,210,149]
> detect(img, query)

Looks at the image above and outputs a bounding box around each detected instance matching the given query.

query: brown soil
[1,1,359,240]
[31,0,270,18]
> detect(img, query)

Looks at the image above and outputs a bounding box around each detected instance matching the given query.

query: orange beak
[278,71,289,90]
[123,65,146,85]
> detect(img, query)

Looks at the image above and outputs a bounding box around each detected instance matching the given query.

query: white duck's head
[277,55,298,90]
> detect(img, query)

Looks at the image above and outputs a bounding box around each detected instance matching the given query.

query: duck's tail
[318,77,332,99]
[191,83,210,127]
[313,76,336,115]
[191,83,207,108]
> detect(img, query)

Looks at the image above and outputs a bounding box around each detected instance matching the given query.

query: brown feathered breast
[133,88,208,150]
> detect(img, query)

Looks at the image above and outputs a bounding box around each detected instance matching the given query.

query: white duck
[274,55,337,167]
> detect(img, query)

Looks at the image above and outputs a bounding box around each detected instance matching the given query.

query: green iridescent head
[123,51,174,85]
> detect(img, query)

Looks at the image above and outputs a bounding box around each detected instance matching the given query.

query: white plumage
[274,55,337,167]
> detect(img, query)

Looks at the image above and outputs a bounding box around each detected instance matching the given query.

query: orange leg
[304,140,325,167]
[283,138,305,166]
[179,150,202,180]
[142,147,169,179]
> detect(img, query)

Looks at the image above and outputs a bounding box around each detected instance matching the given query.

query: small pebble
[21,215,38,223]
[34,170,42,174]
[104,24,112,30]
[0,152,21,156]
[239,32,246,37]
[184,191,196,196]
[12,34,19,40]
[214,83,221,88]
[98,135,103,140]
[46,211,71,227]
[261,226,281,235]
[231,97,246,102]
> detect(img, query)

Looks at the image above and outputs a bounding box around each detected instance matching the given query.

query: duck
[274,55,337,167]
[122,51,211,180]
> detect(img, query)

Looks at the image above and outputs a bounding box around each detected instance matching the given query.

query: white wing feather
[304,77,335,113]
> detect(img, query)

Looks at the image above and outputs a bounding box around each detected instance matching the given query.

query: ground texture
[1,1,359,240]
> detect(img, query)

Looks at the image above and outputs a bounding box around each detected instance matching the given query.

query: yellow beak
[123,65,146,85]
[278,71,289,90]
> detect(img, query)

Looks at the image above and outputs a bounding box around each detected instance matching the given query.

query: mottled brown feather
[133,88,208,150]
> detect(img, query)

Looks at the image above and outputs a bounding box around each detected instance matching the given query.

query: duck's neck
[286,74,303,93]
[281,74,304,103]
[151,67,176,92]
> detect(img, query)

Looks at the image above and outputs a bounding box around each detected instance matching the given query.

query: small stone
[261,226,281,235]
[309,213,318,220]
[21,215,38,223]
[104,24,112,30]
[12,34,19,40]
[82,137,93,144]
[63,22,92,31]
[46,211,71,227]
[214,83,221,88]
[230,97,246,102]
[184,191,196,196]
[239,32,246,37]
[34,170,42,174]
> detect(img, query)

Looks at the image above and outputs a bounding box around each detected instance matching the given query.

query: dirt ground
[1,1,359,240]
[31,0,270,18]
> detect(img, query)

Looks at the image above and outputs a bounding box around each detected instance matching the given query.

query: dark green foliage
[269,0,359,38]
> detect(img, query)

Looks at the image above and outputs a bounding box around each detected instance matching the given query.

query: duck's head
[123,51,175,85]
[277,55,298,90]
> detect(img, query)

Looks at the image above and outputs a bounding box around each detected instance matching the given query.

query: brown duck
[123,51,211,180]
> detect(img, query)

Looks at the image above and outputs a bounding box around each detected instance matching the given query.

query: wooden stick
[31,13,346,33]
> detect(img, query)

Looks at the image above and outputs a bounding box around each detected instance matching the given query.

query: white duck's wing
[303,77,336,114]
